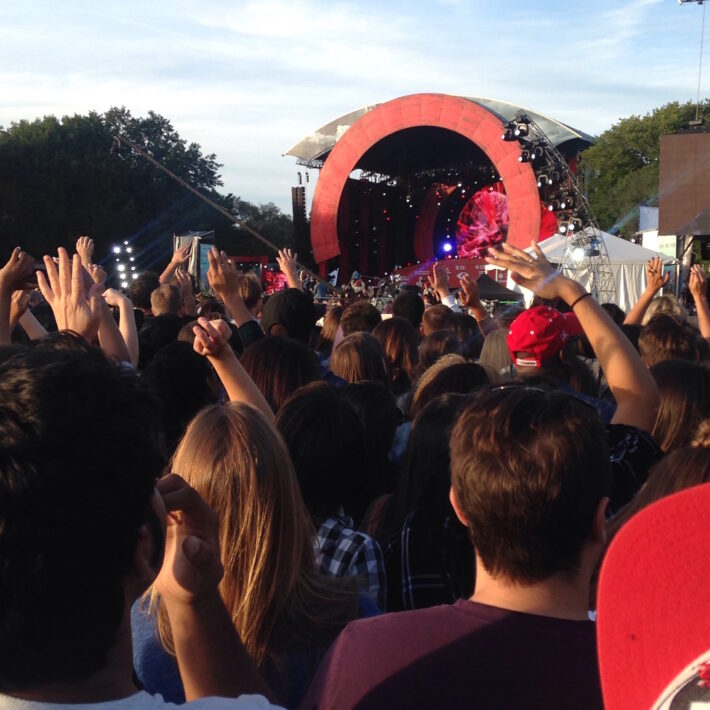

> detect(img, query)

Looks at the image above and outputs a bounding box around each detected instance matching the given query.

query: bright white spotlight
[442,243,453,253]
[112,246,121,254]
[572,247,585,263]
[117,264,126,272]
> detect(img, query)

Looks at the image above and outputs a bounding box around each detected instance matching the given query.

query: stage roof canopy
[285,95,595,168]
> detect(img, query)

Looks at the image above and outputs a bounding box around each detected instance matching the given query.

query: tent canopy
[503,230,677,312]
[476,273,523,300]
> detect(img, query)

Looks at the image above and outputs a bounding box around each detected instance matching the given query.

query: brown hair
[650,359,710,452]
[418,330,461,374]
[372,317,419,395]
[330,332,390,387]
[410,362,489,419]
[240,336,320,413]
[478,328,513,377]
[235,273,263,312]
[451,385,611,583]
[340,300,382,336]
[421,304,455,336]
[315,306,343,357]
[638,315,702,367]
[150,284,181,316]
[156,403,357,666]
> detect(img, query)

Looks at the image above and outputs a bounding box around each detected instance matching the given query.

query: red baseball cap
[597,483,710,710]
[506,305,583,368]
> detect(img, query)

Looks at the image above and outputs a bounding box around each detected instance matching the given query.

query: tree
[0,108,292,270]
[580,99,708,238]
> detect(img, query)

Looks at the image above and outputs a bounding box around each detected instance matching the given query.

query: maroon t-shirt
[301,599,603,710]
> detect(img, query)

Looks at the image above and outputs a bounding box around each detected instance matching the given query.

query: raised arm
[193,317,273,419]
[0,248,36,345]
[432,261,462,313]
[160,243,192,285]
[487,241,659,432]
[459,273,498,336]
[154,474,273,702]
[103,288,140,368]
[175,268,198,317]
[75,236,94,269]
[36,248,103,343]
[207,247,255,328]
[276,248,302,291]
[624,257,669,325]
[689,265,710,343]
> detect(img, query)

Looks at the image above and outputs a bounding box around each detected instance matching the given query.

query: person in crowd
[623,256,673,326]
[421,303,456,336]
[408,361,489,419]
[130,270,161,327]
[302,384,610,709]
[315,305,343,359]
[235,272,263,319]
[417,329,461,374]
[380,394,475,612]
[240,336,320,413]
[134,402,372,708]
[649,359,710,452]
[372,316,419,398]
[392,289,425,329]
[330,332,390,387]
[638,313,707,366]
[0,265,276,708]
[478,327,513,379]
[340,299,382,336]
[275,383,386,609]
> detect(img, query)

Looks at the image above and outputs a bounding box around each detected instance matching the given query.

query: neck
[10,607,138,704]
[471,557,591,621]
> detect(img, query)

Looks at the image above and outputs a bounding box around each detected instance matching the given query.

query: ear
[449,486,469,527]
[591,496,609,546]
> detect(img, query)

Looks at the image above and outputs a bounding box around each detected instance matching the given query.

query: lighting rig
[502,113,616,301]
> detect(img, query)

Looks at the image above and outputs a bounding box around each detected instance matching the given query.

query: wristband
[570,292,591,309]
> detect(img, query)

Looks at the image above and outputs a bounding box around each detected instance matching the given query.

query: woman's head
[372,317,419,395]
[240,336,320,413]
[478,328,513,378]
[167,403,313,663]
[410,361,490,419]
[330,332,390,387]
[651,359,710,452]
[418,330,461,373]
[316,306,343,357]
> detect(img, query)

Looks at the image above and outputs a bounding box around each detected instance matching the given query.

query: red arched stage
[285,93,593,282]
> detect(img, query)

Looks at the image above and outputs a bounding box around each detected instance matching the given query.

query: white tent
[503,230,677,312]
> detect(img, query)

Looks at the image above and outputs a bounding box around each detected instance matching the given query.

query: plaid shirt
[315,514,386,610]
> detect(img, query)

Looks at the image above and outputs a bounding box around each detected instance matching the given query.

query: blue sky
[0,0,706,212]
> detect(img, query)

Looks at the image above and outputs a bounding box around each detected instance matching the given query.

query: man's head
[450,385,611,584]
[340,300,382,337]
[235,273,263,316]
[392,290,425,329]
[150,283,182,317]
[0,345,166,691]
[130,271,160,312]
[506,305,582,370]
[260,288,316,344]
[421,304,455,336]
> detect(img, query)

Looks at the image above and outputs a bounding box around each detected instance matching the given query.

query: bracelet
[570,292,591,309]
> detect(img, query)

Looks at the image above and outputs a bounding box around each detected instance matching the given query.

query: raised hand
[206,247,239,300]
[193,316,232,358]
[459,272,481,308]
[690,264,708,300]
[0,247,35,295]
[102,287,129,308]
[486,241,562,300]
[9,290,31,330]
[431,261,451,298]
[171,242,192,266]
[153,474,223,605]
[646,256,669,292]
[37,247,102,341]
[75,236,95,268]
[276,248,300,289]
[175,268,193,297]
[88,263,107,286]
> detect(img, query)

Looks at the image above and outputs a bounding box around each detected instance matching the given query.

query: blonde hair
[155,403,357,665]
[642,294,687,326]
[478,328,513,378]
[150,284,181,316]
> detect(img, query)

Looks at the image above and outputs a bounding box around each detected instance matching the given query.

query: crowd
[1,235,709,709]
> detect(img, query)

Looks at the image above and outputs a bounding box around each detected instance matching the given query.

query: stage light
[548,199,562,212]
[537,174,552,188]
[126,247,133,254]
[531,144,545,161]
[502,129,516,141]
[572,247,585,262]
[120,281,128,289]
[442,243,453,253]
[514,122,529,138]
[113,246,121,254]
[123,241,128,245]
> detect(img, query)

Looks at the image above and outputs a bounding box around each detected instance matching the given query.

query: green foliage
[0,108,292,268]
[580,99,709,238]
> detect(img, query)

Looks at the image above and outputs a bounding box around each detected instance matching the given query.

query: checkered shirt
[314,514,386,611]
